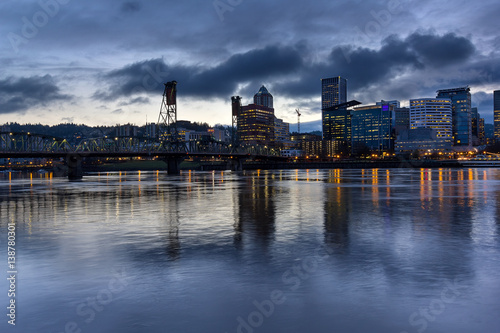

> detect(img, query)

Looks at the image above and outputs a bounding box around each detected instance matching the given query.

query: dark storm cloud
[121,1,141,13]
[93,30,491,109]
[406,33,476,67]
[273,32,479,99]
[93,45,303,101]
[92,59,196,101]
[0,75,71,114]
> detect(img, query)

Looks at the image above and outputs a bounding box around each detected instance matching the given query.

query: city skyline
[1,0,499,127]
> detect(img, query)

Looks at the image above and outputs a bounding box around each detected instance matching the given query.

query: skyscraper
[494,90,500,141]
[321,77,347,109]
[254,85,273,108]
[322,77,347,141]
[237,86,276,146]
[436,87,472,147]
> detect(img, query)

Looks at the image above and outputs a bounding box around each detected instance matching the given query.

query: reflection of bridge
[0,132,283,180]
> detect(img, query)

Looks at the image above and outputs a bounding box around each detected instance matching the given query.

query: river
[0,168,499,333]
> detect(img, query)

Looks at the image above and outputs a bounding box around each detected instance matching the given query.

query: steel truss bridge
[0,131,283,179]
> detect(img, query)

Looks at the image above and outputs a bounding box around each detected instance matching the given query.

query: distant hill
[289,119,322,133]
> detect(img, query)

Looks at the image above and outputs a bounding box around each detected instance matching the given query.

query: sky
[1,0,499,129]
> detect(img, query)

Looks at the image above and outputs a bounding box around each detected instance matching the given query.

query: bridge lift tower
[157,81,184,151]
[231,96,241,152]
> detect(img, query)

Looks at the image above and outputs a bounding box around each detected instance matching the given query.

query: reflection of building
[410,98,452,144]
[324,172,350,248]
[350,104,394,154]
[235,174,276,248]
[494,90,500,141]
[436,87,471,147]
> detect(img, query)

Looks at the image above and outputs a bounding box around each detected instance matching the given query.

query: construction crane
[296,109,301,134]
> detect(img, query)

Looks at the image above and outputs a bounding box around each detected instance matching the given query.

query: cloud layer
[0,0,499,124]
[92,32,493,109]
[0,75,71,114]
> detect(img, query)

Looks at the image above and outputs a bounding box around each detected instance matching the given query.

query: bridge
[0,81,288,180]
[0,131,284,180]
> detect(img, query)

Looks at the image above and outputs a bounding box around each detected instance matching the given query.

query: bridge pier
[228,158,244,171]
[66,154,83,180]
[164,156,184,175]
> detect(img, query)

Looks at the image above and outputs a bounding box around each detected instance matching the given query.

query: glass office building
[436,87,471,147]
[350,104,393,154]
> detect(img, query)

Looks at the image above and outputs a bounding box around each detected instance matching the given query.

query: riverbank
[82,158,462,172]
[1,158,463,174]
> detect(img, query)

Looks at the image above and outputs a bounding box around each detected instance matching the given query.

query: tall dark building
[436,87,472,147]
[322,77,347,141]
[323,108,351,142]
[321,77,347,109]
[254,85,273,108]
[394,107,410,135]
[471,107,485,145]
[494,90,500,141]
[351,104,394,154]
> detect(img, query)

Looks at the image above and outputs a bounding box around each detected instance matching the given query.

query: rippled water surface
[0,169,499,333]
